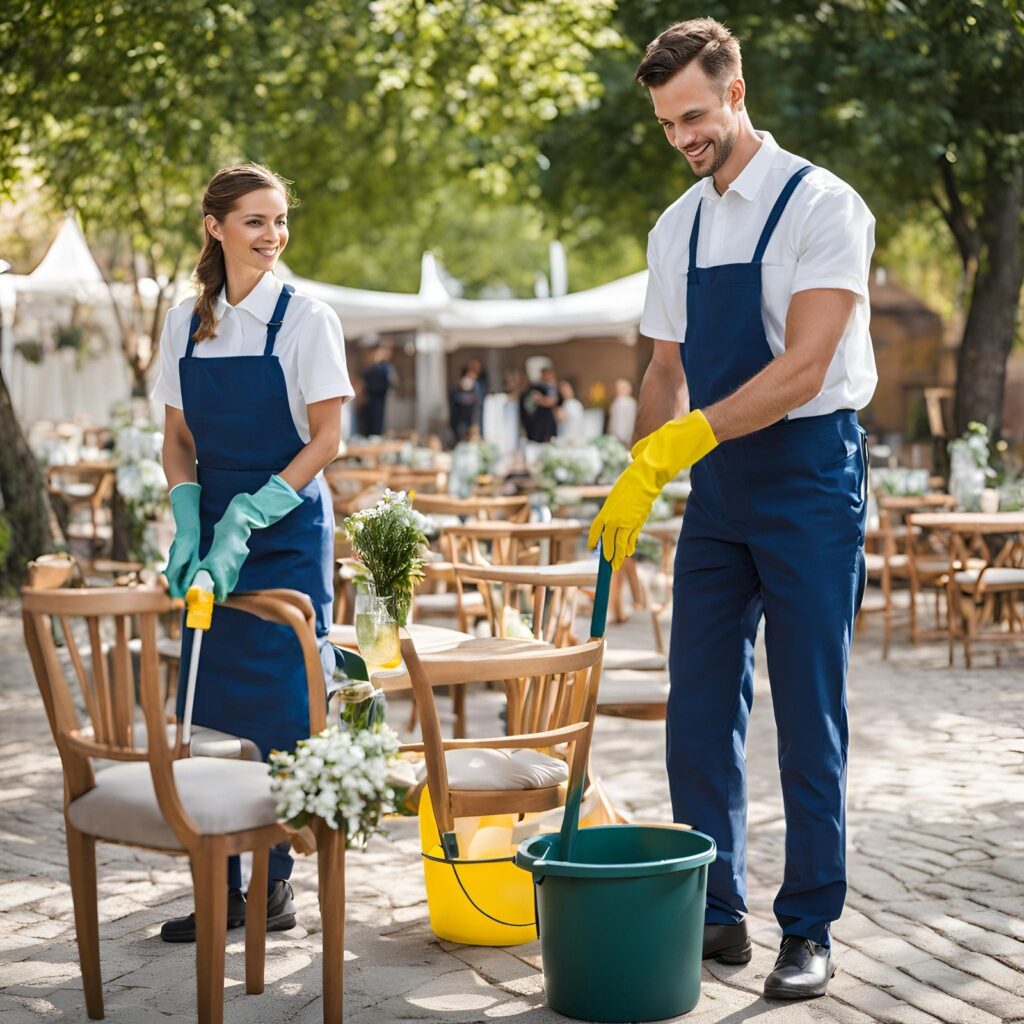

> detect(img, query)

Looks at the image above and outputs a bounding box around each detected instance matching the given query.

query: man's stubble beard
[700,126,737,179]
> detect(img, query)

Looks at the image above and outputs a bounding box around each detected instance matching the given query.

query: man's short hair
[635,17,742,93]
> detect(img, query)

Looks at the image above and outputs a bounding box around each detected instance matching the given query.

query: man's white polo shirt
[640,131,877,419]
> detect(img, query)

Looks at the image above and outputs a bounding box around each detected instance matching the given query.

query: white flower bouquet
[268,724,403,846]
[113,421,168,564]
[343,489,428,625]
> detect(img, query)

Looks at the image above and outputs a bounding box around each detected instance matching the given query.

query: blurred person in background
[361,343,397,436]
[450,360,485,442]
[607,377,638,445]
[521,365,561,442]
[556,379,586,442]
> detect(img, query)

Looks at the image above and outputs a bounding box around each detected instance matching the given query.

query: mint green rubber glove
[164,483,202,599]
[198,474,302,601]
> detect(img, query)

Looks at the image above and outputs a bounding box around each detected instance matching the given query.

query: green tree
[539,0,1024,436]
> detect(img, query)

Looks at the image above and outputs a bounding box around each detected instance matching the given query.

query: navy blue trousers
[667,411,867,947]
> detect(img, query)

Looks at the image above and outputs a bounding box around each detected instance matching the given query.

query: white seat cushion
[414,591,485,614]
[419,748,569,791]
[602,648,667,672]
[597,670,670,706]
[80,721,261,762]
[955,568,1024,588]
[68,758,279,850]
[127,636,183,660]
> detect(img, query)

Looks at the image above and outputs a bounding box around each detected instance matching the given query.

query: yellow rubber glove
[588,410,718,569]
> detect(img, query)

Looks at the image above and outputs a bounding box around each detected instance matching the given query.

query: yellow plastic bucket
[418,788,538,946]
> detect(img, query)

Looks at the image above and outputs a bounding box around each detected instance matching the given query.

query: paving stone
[4,591,1024,1022]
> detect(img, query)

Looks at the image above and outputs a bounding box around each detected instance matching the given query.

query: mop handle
[558,552,613,861]
[181,569,214,747]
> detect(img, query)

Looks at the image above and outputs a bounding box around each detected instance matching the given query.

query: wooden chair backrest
[878,494,956,562]
[21,587,326,847]
[442,519,584,567]
[401,633,605,832]
[412,493,530,522]
[386,467,448,494]
[25,553,79,590]
[453,563,594,647]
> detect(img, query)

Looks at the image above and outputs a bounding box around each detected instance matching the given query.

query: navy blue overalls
[177,283,335,888]
[668,167,867,947]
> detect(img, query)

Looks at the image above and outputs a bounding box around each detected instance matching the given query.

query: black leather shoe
[763,935,834,999]
[160,887,246,943]
[265,879,297,932]
[702,920,752,964]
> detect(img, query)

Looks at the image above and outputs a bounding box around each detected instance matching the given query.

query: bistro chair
[453,561,596,652]
[413,492,531,523]
[21,586,346,1024]
[947,523,1024,667]
[45,463,116,553]
[398,558,611,858]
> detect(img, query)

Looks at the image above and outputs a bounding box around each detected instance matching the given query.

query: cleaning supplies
[181,568,214,751]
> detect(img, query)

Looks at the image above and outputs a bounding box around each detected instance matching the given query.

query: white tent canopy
[277,253,645,348]
[17,212,107,297]
[437,271,646,347]
[4,219,649,428]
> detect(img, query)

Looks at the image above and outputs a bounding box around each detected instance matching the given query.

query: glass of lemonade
[354,582,402,669]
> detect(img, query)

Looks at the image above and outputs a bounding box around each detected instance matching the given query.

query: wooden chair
[442,519,585,568]
[399,632,605,857]
[45,464,115,552]
[453,562,597,650]
[323,466,389,517]
[856,494,960,652]
[949,530,1024,667]
[21,586,345,1024]
[412,492,531,523]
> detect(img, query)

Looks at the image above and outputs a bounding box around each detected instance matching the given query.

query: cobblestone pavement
[1,592,1023,1024]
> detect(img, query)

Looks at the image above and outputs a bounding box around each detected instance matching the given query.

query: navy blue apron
[176,281,334,885]
[667,168,867,947]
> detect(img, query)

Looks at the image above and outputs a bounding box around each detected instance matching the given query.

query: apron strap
[688,201,703,269]
[751,165,814,265]
[185,312,201,358]
[263,282,295,356]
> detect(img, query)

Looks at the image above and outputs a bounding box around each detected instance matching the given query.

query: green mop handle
[558,552,613,861]
[589,553,612,641]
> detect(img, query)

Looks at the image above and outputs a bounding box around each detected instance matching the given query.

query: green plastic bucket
[515,824,716,1022]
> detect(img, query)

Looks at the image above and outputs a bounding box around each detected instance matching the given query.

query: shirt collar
[214,271,284,324]
[700,131,779,203]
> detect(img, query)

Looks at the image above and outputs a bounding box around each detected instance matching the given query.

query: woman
[152,164,353,941]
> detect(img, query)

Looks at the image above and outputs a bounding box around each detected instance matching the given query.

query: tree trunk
[953,164,1024,438]
[0,367,56,589]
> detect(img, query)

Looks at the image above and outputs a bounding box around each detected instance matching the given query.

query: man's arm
[633,339,689,444]
[703,287,856,442]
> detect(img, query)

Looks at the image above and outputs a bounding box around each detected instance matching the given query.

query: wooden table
[906,512,1024,664]
[329,622,549,691]
[331,621,551,737]
[906,512,1024,533]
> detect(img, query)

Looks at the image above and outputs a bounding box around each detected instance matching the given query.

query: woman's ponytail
[192,229,226,343]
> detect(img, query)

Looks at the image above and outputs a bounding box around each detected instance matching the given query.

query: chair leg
[245,846,269,995]
[452,685,466,740]
[316,823,346,1024]
[193,838,228,1024]
[66,824,103,1020]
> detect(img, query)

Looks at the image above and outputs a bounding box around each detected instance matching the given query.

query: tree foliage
[539,0,1024,433]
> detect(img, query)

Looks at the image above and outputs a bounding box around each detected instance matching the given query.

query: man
[590,18,875,1000]
[361,343,397,436]
[522,365,561,443]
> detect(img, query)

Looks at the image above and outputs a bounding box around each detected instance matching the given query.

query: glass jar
[354,581,401,669]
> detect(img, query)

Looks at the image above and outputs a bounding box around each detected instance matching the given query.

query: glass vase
[354,582,402,669]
